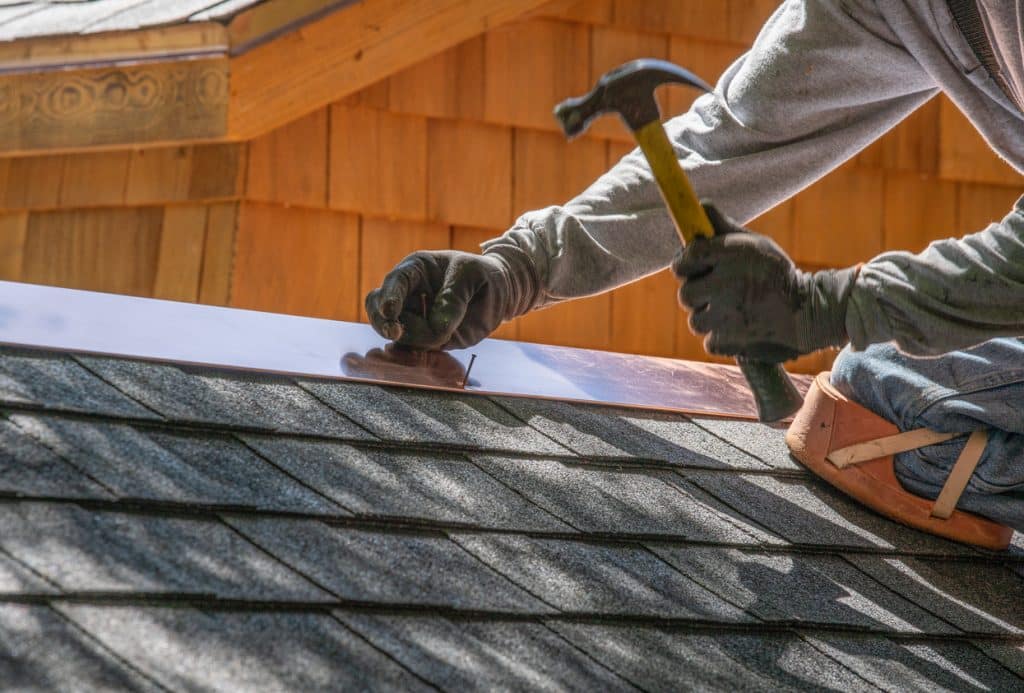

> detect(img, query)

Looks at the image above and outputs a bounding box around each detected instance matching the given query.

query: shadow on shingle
[548,622,871,691]
[804,635,1024,691]
[471,455,770,542]
[300,380,569,454]
[0,348,156,419]
[9,413,341,513]
[687,470,977,555]
[76,356,372,438]
[225,517,554,613]
[0,604,153,692]
[648,546,952,633]
[338,613,632,690]
[450,533,751,620]
[491,396,771,469]
[845,554,1024,635]
[241,435,569,530]
[0,503,329,601]
[57,606,429,692]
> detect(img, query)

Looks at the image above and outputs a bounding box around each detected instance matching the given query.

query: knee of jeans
[829,343,907,423]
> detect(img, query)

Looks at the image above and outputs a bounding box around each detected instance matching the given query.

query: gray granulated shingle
[58,606,430,692]
[548,623,875,692]
[9,414,341,514]
[77,356,372,439]
[226,517,553,612]
[471,455,766,542]
[0,349,156,419]
[648,547,953,634]
[971,642,1024,677]
[688,471,976,554]
[0,551,57,594]
[0,503,329,600]
[804,635,1024,692]
[337,613,633,691]
[0,418,112,499]
[845,554,1023,635]
[298,380,568,454]
[450,533,752,620]
[0,604,156,692]
[491,396,770,469]
[240,436,569,530]
[688,416,802,471]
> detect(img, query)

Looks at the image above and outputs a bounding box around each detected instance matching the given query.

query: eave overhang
[0,0,551,155]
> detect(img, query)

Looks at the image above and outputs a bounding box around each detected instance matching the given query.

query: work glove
[672,203,859,363]
[365,247,538,350]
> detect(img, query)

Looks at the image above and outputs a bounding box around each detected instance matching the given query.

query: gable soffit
[0,0,550,154]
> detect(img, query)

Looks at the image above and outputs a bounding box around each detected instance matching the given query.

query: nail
[461,353,477,389]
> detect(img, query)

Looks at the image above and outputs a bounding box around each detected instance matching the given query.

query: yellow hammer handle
[634,120,714,244]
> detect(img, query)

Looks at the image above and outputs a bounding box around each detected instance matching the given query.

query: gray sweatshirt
[483,0,1024,356]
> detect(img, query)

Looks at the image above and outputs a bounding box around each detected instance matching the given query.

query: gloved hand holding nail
[672,203,859,364]
[364,247,538,351]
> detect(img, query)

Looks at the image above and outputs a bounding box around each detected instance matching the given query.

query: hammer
[554,59,803,423]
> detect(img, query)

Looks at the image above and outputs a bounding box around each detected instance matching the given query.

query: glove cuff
[796,265,860,353]
[482,245,542,319]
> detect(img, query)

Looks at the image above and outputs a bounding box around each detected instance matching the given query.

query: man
[366,1,1024,529]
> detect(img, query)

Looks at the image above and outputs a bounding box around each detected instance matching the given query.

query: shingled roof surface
[0,0,267,41]
[1,344,1022,690]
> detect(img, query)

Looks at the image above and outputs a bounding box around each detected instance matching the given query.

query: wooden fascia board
[0,0,549,153]
[226,0,552,141]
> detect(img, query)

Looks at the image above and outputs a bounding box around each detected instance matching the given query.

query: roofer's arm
[367,0,938,350]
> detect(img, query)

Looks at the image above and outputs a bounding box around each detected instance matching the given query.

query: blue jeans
[830,338,1024,531]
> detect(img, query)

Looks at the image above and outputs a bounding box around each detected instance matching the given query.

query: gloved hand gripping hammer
[554,59,803,422]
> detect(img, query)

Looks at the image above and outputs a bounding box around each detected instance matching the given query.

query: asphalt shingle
[688,416,802,470]
[0,417,112,499]
[472,455,768,541]
[0,551,57,595]
[10,414,341,513]
[492,397,769,469]
[59,606,430,692]
[338,613,633,690]
[226,517,553,612]
[0,348,155,419]
[689,471,977,554]
[0,604,154,692]
[548,623,874,692]
[451,533,752,620]
[846,554,1024,635]
[804,635,1024,692]
[0,503,329,600]
[241,435,568,530]
[648,546,953,633]
[77,356,372,439]
[300,380,568,454]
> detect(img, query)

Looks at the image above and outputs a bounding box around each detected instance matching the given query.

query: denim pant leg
[829,338,1024,531]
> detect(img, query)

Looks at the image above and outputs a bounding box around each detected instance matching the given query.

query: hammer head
[554,58,712,138]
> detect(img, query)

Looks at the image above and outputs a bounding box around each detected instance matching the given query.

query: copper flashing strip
[0,281,810,420]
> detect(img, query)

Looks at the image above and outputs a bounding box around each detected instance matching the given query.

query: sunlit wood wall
[0,0,1020,373]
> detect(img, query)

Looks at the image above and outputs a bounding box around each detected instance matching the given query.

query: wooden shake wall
[0,0,1019,373]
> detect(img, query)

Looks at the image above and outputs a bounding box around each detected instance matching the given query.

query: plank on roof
[0,0,146,42]
[85,0,229,33]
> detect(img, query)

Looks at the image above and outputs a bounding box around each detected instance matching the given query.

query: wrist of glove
[673,203,857,363]
[365,245,540,351]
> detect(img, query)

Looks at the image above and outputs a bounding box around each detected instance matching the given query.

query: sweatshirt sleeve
[483,0,938,308]
[847,198,1024,355]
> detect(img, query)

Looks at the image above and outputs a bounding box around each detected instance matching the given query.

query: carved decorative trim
[0,58,229,152]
